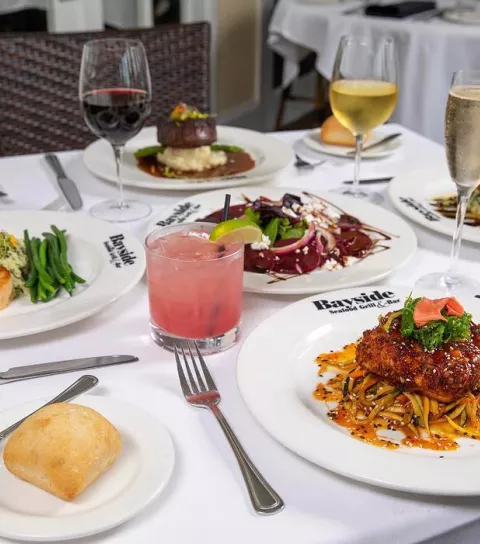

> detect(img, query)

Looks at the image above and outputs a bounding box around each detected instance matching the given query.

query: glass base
[150,322,240,355]
[331,186,384,205]
[90,199,151,222]
[415,272,480,296]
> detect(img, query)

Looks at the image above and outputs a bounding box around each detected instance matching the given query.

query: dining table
[1,124,480,544]
[269,0,480,144]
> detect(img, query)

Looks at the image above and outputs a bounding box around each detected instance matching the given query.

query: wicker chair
[0,23,210,156]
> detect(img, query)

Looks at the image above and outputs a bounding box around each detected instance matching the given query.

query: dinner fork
[175,343,284,515]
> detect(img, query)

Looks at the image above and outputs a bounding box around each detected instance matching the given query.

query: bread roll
[320,115,371,147]
[3,403,121,501]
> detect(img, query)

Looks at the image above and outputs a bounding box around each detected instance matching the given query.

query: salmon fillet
[0,266,13,310]
[356,313,480,403]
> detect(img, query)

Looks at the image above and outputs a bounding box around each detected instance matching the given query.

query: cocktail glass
[146,222,244,354]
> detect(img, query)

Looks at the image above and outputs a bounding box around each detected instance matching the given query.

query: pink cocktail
[146,222,244,353]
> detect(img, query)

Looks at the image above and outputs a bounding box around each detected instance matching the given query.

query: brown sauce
[137,151,255,179]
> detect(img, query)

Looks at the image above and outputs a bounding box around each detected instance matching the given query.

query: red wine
[81,88,150,145]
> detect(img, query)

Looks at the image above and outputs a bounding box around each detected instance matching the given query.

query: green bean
[23,230,38,288]
[46,237,66,284]
[37,281,46,301]
[29,283,38,303]
[39,239,48,268]
[30,238,54,289]
[70,271,86,284]
[42,286,60,303]
[64,277,73,296]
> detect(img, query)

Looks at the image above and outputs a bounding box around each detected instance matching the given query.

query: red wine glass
[79,38,152,222]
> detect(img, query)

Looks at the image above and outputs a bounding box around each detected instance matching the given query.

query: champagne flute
[79,39,152,222]
[416,70,480,295]
[330,35,398,204]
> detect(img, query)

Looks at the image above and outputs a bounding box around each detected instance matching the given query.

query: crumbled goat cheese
[251,234,271,250]
[323,258,342,271]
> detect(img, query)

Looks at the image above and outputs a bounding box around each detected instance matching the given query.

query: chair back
[0,23,210,156]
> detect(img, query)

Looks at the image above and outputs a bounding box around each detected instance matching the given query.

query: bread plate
[84,126,294,191]
[237,285,480,495]
[303,127,402,159]
[0,396,175,541]
[0,211,145,339]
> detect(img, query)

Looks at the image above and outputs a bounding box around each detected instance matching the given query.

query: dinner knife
[0,355,138,383]
[0,375,98,441]
[346,133,402,155]
[44,154,83,211]
[343,177,393,185]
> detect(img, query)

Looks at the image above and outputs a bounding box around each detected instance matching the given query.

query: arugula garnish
[244,207,261,226]
[263,218,280,247]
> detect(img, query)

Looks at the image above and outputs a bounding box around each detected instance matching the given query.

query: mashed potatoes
[157,146,227,172]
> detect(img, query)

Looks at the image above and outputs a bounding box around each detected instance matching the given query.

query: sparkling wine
[329,80,398,135]
[445,85,480,190]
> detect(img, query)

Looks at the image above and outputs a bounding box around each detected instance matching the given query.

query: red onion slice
[271,222,315,255]
[315,226,336,252]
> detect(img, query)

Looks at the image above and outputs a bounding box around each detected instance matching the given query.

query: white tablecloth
[1,126,480,544]
[269,0,480,144]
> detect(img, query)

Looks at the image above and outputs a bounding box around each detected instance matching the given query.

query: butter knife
[346,133,402,155]
[44,154,83,211]
[0,355,138,383]
[0,375,98,441]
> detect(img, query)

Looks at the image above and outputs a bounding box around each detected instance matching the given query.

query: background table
[269,0,480,144]
[1,125,480,544]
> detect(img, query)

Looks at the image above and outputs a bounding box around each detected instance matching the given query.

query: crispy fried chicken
[356,314,480,402]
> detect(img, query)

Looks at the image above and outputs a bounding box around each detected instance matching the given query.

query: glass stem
[112,144,126,209]
[353,134,364,193]
[447,186,473,278]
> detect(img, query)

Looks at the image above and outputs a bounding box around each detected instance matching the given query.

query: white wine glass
[416,70,480,295]
[79,39,152,222]
[330,35,398,204]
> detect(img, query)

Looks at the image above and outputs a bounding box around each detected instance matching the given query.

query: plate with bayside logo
[0,211,145,339]
[388,167,480,244]
[237,285,480,495]
[146,186,417,295]
[84,126,294,191]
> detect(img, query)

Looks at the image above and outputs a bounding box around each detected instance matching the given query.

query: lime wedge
[209,218,263,244]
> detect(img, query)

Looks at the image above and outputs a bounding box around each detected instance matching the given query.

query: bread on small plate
[3,402,121,501]
[320,115,371,147]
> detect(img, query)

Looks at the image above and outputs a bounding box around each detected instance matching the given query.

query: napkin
[365,1,436,18]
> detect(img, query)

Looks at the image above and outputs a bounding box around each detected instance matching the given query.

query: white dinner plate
[388,167,480,244]
[0,211,145,339]
[442,8,480,24]
[0,395,175,541]
[146,186,417,295]
[303,127,401,159]
[237,285,480,495]
[84,126,294,191]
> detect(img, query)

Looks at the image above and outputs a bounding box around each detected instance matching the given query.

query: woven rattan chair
[0,23,210,156]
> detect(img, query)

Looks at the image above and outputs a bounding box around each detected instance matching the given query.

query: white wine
[445,86,480,189]
[329,80,398,136]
